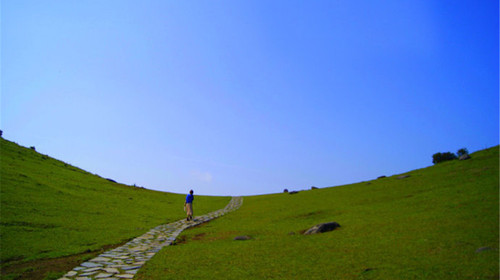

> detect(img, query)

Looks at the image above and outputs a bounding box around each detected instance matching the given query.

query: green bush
[457,148,469,157]
[432,152,457,164]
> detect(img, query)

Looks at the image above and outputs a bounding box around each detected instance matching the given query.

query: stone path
[59,197,243,280]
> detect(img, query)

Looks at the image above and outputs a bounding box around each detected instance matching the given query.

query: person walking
[184,189,194,221]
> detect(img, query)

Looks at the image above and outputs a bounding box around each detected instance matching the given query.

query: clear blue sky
[2,1,498,196]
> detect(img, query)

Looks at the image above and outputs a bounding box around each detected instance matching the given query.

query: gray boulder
[397,175,411,179]
[475,247,494,253]
[459,154,471,160]
[234,235,252,241]
[303,222,340,235]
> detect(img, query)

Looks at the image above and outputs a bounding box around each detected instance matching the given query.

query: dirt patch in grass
[192,233,207,240]
[293,210,325,219]
[173,235,187,245]
[212,231,240,241]
[180,230,240,244]
[1,242,127,280]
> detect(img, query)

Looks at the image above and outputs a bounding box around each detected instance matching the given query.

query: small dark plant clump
[432,152,457,164]
[457,148,469,157]
[432,147,469,164]
[30,146,36,151]
[106,178,117,183]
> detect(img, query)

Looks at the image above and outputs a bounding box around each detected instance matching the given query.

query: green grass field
[1,137,498,279]
[0,138,230,279]
[136,146,499,279]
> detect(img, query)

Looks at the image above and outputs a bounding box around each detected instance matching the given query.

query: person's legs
[190,204,193,220]
[186,203,193,221]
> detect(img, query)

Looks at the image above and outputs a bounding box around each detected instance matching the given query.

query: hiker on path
[184,190,194,221]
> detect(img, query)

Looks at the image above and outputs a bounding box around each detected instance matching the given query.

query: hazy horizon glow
[2,1,498,196]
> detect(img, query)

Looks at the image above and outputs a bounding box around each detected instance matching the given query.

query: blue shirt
[186,194,194,204]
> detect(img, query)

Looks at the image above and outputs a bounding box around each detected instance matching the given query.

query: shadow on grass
[1,240,130,280]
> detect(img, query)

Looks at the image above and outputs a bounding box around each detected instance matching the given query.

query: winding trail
[59,197,243,280]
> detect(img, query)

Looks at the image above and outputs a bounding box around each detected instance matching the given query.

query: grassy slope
[0,138,230,266]
[137,146,499,279]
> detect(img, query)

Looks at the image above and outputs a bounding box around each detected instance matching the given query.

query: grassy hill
[137,146,499,279]
[1,137,497,279]
[0,138,230,279]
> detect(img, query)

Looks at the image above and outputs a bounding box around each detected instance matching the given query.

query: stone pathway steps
[59,197,243,280]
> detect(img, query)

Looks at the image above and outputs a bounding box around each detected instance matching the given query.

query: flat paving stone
[103,268,120,274]
[74,267,85,271]
[91,257,111,262]
[80,271,99,276]
[65,271,78,277]
[95,273,113,278]
[83,267,102,273]
[116,274,134,279]
[122,265,141,270]
[80,262,102,268]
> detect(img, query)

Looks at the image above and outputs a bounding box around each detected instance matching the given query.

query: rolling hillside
[1,137,498,279]
[0,138,229,279]
[137,146,499,279]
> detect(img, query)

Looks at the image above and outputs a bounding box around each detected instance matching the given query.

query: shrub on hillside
[432,147,470,164]
[457,148,469,157]
[432,152,455,164]
[432,152,457,164]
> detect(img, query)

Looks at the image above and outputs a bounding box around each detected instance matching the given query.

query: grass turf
[136,146,499,279]
[0,138,230,278]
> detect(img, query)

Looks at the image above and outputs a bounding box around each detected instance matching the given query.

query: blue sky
[2,1,498,196]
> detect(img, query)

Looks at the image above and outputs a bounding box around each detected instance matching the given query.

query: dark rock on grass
[106,178,117,183]
[475,246,495,253]
[377,175,386,179]
[311,186,318,190]
[283,188,289,193]
[303,222,340,235]
[459,154,471,160]
[234,235,252,241]
[397,175,411,179]
[289,191,299,195]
